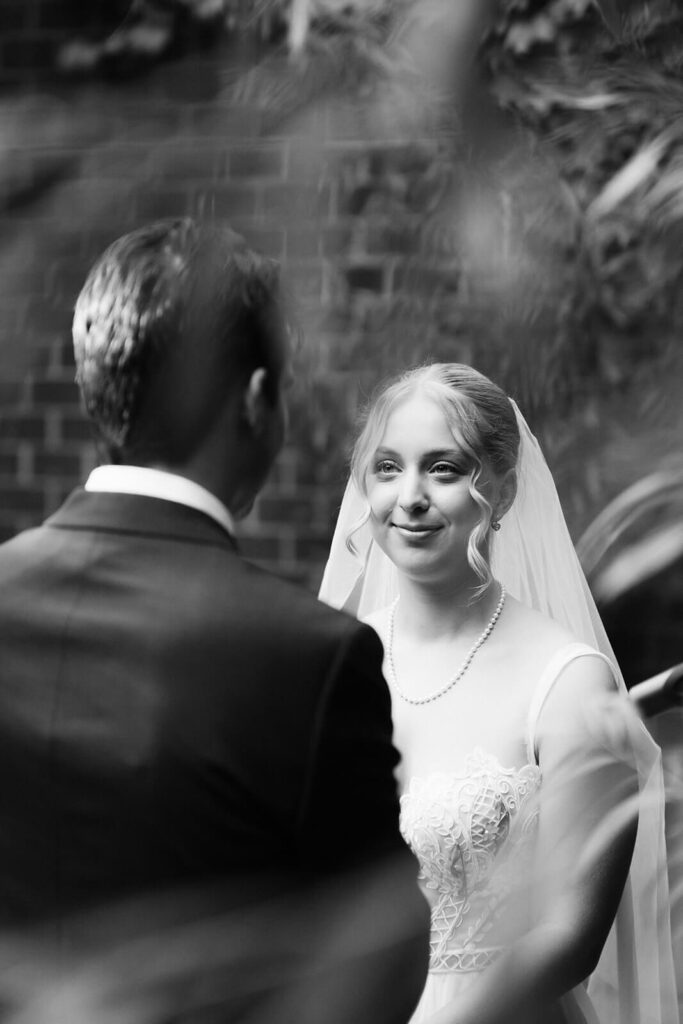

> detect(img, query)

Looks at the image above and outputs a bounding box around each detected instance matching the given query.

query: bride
[319,363,678,1024]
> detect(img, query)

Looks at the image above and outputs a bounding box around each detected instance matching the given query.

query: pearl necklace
[387,584,506,705]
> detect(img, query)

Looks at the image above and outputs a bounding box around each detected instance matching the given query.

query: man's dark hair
[73,218,288,463]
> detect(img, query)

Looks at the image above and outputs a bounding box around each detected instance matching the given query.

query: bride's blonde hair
[349,363,520,591]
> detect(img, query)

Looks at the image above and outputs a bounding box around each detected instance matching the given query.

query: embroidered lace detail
[400,748,541,973]
[429,947,501,973]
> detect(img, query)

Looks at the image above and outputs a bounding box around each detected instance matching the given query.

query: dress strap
[525,642,616,766]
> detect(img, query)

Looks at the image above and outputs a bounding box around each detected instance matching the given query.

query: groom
[0,219,428,1022]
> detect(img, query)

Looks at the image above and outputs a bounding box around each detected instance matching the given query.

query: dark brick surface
[135,189,192,222]
[0,3,27,34]
[229,146,285,180]
[1,34,54,71]
[262,183,334,221]
[0,415,46,442]
[0,452,18,476]
[34,451,81,476]
[0,381,26,405]
[31,379,80,406]
[1,487,45,513]
[61,415,94,443]
[284,228,320,260]
[37,0,83,30]
[238,225,286,258]
[258,496,316,526]
[345,263,386,293]
[151,146,226,183]
[192,184,259,219]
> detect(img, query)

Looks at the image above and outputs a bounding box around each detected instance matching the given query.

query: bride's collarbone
[389,629,535,771]
[394,679,530,738]
[389,638,534,699]
[389,660,544,773]
[382,598,572,706]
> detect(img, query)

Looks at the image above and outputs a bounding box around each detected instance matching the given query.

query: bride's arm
[426,656,638,1024]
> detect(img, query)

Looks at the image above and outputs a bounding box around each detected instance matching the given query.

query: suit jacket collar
[46,489,239,551]
[85,465,236,538]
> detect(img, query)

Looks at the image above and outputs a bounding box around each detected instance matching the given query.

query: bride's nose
[398,470,429,512]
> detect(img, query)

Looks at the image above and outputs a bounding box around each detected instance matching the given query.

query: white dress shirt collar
[85,465,235,537]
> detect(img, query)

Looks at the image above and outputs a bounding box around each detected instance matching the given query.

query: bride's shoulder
[500,596,615,692]
[503,597,614,686]
[503,599,617,710]
[502,593,576,650]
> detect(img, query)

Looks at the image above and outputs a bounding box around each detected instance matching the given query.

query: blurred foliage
[473,0,683,525]
[55,0,405,76]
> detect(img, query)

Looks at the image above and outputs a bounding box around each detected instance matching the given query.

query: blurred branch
[630,664,683,717]
[288,0,311,53]
[594,0,627,37]
[578,466,683,565]
[587,132,671,220]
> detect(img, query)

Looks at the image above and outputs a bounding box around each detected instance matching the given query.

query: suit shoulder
[0,525,50,578]
[0,525,44,553]
[240,559,371,643]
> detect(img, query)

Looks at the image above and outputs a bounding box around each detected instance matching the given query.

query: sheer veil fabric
[319,403,679,1024]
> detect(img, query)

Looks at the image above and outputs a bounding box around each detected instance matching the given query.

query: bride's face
[366,394,486,586]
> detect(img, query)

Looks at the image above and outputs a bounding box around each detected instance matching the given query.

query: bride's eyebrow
[372,447,467,463]
[424,449,464,460]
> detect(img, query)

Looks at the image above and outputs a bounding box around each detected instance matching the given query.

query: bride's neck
[395,576,499,641]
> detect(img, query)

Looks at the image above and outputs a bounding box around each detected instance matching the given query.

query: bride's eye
[430,461,461,477]
[374,459,400,477]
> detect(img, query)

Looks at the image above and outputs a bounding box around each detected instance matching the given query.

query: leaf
[505,14,556,54]
[288,0,311,53]
[587,133,670,219]
[641,158,683,226]
[548,90,622,111]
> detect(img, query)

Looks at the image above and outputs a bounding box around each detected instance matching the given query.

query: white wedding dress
[401,752,542,1017]
[396,642,602,1024]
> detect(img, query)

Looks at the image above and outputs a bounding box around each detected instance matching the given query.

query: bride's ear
[496,468,517,521]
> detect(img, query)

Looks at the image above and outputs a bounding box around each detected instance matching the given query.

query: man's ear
[242,368,269,435]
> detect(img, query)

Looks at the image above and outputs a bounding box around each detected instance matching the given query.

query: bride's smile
[391,522,443,540]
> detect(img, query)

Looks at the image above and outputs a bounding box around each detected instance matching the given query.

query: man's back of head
[72,218,292,514]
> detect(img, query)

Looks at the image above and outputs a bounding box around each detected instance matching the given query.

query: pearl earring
[491,519,501,532]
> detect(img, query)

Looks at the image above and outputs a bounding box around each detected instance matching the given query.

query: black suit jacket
[0,489,413,926]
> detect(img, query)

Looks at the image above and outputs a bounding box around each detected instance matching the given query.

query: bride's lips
[392,523,442,539]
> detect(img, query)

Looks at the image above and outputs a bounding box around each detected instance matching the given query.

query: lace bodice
[400,748,541,973]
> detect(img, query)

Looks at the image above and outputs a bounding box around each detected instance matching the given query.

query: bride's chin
[377,538,448,581]
[391,552,445,580]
